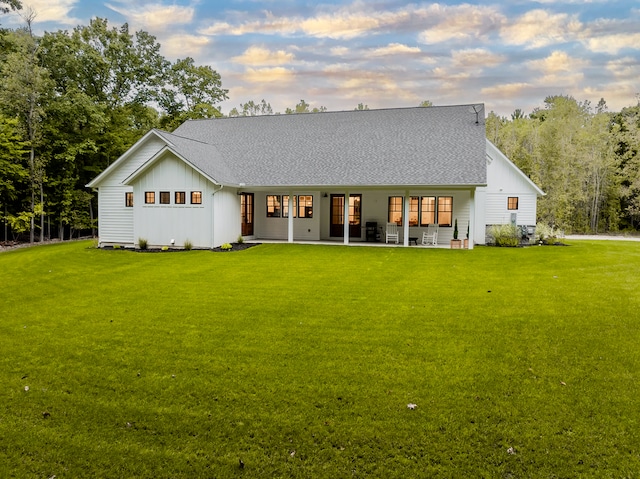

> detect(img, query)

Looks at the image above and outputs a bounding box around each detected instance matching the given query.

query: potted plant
[464,222,469,249]
[450,219,462,249]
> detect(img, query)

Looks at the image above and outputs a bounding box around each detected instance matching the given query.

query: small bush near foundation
[184,239,193,251]
[138,238,148,250]
[237,235,244,244]
[489,224,519,247]
[221,243,233,251]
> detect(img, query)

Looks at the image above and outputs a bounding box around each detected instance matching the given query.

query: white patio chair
[385,223,399,244]
[421,224,438,245]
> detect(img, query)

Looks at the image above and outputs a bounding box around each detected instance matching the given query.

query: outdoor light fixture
[170,239,175,245]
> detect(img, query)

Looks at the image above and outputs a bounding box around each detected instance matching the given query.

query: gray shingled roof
[166,104,487,188]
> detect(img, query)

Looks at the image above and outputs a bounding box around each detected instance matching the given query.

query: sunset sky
[5,0,640,116]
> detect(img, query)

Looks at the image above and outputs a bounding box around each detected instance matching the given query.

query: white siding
[212,188,241,247]
[484,143,540,226]
[97,186,134,244]
[95,136,166,246]
[251,189,472,244]
[253,192,322,241]
[132,155,215,248]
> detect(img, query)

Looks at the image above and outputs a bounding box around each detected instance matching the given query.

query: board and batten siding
[132,154,214,248]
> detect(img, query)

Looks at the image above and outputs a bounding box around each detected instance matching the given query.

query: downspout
[211,184,223,249]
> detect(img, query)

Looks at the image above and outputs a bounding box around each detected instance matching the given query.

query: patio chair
[421,224,438,245]
[385,223,399,244]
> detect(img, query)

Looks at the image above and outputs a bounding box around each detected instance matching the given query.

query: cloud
[417,4,505,44]
[481,83,532,97]
[330,46,350,56]
[451,48,506,68]
[584,32,640,54]
[232,45,295,66]
[500,9,582,48]
[244,67,295,83]
[21,0,80,25]
[527,51,588,74]
[369,43,421,57]
[161,34,211,59]
[202,3,503,41]
[106,2,195,29]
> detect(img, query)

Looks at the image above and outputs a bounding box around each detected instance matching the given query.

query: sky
[4,0,640,117]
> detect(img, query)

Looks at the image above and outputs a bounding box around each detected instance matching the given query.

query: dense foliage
[0,16,227,242]
[1,7,639,242]
[487,96,640,233]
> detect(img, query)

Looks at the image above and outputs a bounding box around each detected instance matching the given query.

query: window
[298,195,313,218]
[420,196,436,225]
[508,197,519,210]
[283,195,296,218]
[409,197,419,226]
[125,192,133,207]
[388,196,403,225]
[437,196,453,227]
[266,195,281,217]
[191,191,202,204]
[145,192,155,204]
[175,191,185,204]
[159,191,170,204]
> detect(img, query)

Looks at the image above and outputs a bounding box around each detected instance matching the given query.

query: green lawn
[1,240,639,478]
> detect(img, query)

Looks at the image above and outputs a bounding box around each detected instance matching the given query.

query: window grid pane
[388,196,403,225]
[125,192,133,207]
[409,196,419,226]
[160,191,170,204]
[437,196,453,226]
[420,196,435,225]
[266,195,281,217]
[145,192,155,204]
[283,195,296,218]
[191,191,202,204]
[175,192,185,204]
[298,195,313,218]
[508,197,519,210]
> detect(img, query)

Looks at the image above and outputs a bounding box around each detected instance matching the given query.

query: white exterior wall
[97,186,134,244]
[253,192,322,241]
[94,135,166,246]
[483,142,540,226]
[132,155,216,248]
[212,188,241,247]
[252,189,473,244]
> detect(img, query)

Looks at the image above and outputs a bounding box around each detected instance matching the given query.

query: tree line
[487,96,640,233]
[1,3,639,242]
[1,7,227,242]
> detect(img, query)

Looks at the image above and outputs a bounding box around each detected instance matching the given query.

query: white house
[87,104,544,249]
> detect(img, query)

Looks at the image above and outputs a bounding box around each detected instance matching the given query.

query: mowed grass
[1,240,640,478]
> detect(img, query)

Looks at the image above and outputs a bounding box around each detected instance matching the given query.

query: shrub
[237,235,244,244]
[184,239,193,251]
[138,238,148,250]
[489,224,519,247]
[536,223,558,244]
[221,243,233,251]
[161,246,169,251]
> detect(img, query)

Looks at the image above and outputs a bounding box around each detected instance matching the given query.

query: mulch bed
[211,242,261,252]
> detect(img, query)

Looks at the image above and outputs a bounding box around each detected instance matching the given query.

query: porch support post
[343,191,349,245]
[288,192,294,243]
[403,190,410,247]
[468,189,475,250]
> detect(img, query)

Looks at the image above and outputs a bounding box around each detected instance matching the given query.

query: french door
[240,193,254,236]
[330,194,361,238]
